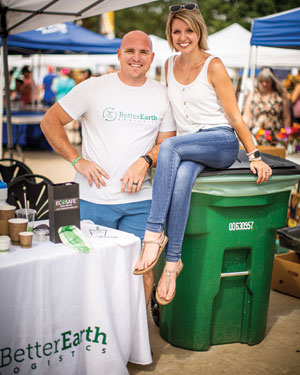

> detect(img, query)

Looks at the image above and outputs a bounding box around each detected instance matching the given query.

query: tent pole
[0,47,3,158]
[0,7,13,159]
[238,45,252,110]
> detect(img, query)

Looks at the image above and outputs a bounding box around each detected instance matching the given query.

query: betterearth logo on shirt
[102,107,157,123]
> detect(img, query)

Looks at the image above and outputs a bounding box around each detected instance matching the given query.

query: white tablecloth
[0,222,152,375]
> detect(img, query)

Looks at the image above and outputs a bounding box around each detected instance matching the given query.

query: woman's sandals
[133,232,168,275]
[156,259,183,305]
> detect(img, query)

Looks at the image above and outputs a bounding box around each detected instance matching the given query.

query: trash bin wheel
[150,286,160,327]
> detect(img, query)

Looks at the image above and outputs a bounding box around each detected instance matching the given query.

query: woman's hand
[249,160,272,183]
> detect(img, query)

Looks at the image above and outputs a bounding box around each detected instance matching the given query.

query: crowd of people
[8,65,116,110]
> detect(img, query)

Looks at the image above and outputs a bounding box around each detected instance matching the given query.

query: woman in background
[291,82,300,123]
[243,67,291,144]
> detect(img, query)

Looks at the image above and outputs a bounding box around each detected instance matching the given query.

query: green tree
[81,1,300,38]
[113,0,300,37]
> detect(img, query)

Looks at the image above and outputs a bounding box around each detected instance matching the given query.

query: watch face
[254,151,261,158]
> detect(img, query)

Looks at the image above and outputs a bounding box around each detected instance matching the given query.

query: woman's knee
[158,137,177,158]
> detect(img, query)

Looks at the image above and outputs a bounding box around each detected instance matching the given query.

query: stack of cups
[11,208,36,248]
[8,218,29,246]
[0,205,16,236]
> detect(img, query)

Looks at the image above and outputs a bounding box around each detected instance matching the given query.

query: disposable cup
[8,218,28,245]
[33,228,49,242]
[0,235,10,254]
[0,205,16,235]
[16,208,36,232]
[19,232,33,249]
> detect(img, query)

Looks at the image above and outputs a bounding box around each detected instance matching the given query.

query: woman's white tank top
[167,55,231,135]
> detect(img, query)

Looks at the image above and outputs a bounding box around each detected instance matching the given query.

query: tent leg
[2,37,14,159]
[238,45,253,111]
[0,7,14,159]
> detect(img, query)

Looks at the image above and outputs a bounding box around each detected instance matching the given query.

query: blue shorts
[80,199,152,241]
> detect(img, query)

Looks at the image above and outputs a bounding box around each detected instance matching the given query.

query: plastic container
[0,181,8,206]
[154,150,300,351]
[277,226,300,253]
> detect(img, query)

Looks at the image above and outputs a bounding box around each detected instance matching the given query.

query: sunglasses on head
[169,3,199,13]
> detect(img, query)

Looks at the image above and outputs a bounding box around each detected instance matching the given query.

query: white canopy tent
[0,0,157,157]
[207,23,300,69]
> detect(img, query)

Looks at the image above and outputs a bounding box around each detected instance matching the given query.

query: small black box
[48,182,80,243]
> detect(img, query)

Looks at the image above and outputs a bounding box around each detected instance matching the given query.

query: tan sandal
[155,259,183,305]
[133,232,168,275]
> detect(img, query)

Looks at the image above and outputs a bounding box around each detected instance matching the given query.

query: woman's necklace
[177,57,206,83]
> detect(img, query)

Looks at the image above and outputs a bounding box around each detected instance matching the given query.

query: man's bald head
[120,30,153,52]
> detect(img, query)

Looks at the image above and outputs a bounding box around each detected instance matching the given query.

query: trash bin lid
[200,150,300,177]
[194,150,300,197]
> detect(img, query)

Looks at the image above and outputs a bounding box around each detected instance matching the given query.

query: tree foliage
[113,0,300,38]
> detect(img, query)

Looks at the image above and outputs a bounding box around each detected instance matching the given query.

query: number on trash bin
[228,221,254,231]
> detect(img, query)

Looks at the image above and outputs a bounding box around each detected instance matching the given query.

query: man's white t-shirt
[59,73,176,204]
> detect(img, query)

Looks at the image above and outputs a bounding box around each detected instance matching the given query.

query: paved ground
[6,147,300,375]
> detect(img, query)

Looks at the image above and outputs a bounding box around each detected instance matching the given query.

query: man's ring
[266,171,271,174]
[133,182,138,186]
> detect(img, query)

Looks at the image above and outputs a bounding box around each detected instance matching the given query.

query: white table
[0,222,152,375]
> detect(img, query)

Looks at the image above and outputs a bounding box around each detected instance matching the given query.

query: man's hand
[120,158,149,193]
[74,158,109,188]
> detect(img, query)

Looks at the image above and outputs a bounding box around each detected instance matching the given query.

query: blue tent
[251,7,300,49]
[3,22,121,55]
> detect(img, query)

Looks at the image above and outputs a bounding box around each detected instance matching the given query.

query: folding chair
[7,174,53,220]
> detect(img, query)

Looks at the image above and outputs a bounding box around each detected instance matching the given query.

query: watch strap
[141,155,153,168]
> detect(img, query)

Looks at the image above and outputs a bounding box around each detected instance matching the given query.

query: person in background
[243,67,291,144]
[291,82,300,123]
[82,69,93,81]
[19,65,37,105]
[52,67,75,102]
[133,3,272,305]
[41,30,176,306]
[11,78,23,102]
[41,66,57,107]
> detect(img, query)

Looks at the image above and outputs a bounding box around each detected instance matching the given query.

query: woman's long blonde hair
[166,8,209,52]
[256,67,284,96]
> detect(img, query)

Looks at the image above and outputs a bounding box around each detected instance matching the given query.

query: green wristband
[72,156,82,166]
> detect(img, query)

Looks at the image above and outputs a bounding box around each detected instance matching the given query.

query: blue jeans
[146,127,239,262]
[80,199,152,241]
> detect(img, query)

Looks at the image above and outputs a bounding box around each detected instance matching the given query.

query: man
[41,66,57,107]
[40,30,176,305]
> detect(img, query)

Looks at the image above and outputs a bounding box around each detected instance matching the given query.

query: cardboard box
[48,182,80,243]
[271,251,300,298]
[257,145,286,159]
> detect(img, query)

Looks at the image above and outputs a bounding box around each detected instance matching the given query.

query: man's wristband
[71,156,82,166]
[141,155,153,168]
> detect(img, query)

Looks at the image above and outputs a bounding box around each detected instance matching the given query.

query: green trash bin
[153,151,300,351]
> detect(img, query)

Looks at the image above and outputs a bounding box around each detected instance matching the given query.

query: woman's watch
[248,150,261,161]
[141,155,153,168]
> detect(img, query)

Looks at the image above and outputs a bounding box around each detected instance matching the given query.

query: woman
[52,68,75,102]
[134,3,272,305]
[291,83,300,123]
[243,67,291,144]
